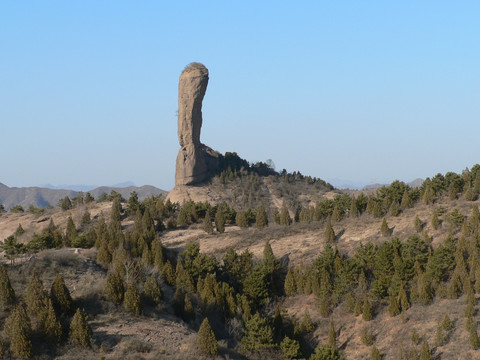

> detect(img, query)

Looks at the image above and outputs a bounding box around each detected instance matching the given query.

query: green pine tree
[85,192,94,203]
[474,172,480,196]
[241,313,274,351]
[371,346,382,360]
[177,207,189,226]
[284,269,296,296]
[175,261,195,292]
[410,329,420,345]
[407,346,419,360]
[414,215,423,233]
[5,303,32,359]
[161,260,176,286]
[467,315,480,349]
[65,216,78,247]
[389,201,400,216]
[300,311,315,333]
[360,326,374,345]
[124,284,142,315]
[24,273,48,319]
[151,240,165,270]
[15,224,25,236]
[127,191,139,215]
[401,189,412,209]
[197,317,218,356]
[388,295,400,317]
[415,272,433,305]
[398,285,410,312]
[183,293,195,323]
[328,318,337,348]
[215,209,225,233]
[465,186,475,201]
[435,323,446,346]
[256,203,268,228]
[50,274,73,316]
[111,197,122,224]
[280,200,292,226]
[235,210,248,228]
[203,210,214,233]
[350,196,359,217]
[42,298,62,343]
[104,271,124,305]
[324,218,336,243]
[310,344,345,360]
[81,211,91,226]
[381,218,390,236]
[362,297,373,321]
[470,204,480,232]
[69,308,92,347]
[423,185,434,205]
[96,242,112,267]
[318,290,331,317]
[419,338,432,360]
[441,313,453,330]
[0,265,16,309]
[448,182,458,200]
[431,212,441,230]
[331,205,341,222]
[280,336,302,359]
[143,275,163,305]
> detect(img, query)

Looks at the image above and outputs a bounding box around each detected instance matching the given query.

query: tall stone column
[175,63,219,186]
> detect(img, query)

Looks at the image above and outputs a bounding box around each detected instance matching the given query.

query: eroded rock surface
[175,63,220,186]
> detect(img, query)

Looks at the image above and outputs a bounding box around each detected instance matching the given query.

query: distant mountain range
[0,183,166,210]
[39,181,136,192]
[328,178,424,190]
[362,178,424,191]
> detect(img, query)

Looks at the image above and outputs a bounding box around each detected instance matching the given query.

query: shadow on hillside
[335,229,345,241]
[92,329,126,350]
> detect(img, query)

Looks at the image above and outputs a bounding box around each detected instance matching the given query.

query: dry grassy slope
[1,196,479,359]
[0,202,112,242]
[2,248,200,360]
[1,195,477,266]
[158,197,480,359]
[283,293,480,360]
[167,174,337,210]
[161,197,479,265]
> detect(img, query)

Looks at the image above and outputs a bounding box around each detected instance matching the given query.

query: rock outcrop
[175,63,220,186]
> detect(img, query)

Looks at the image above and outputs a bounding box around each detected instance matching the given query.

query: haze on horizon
[1,2,480,191]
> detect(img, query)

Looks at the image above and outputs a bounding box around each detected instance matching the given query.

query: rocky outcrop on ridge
[174,63,220,186]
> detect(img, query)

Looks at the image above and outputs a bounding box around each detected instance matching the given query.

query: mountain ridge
[0,183,166,210]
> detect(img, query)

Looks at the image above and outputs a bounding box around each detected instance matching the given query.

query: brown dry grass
[1,247,216,360]
[160,196,479,266]
[1,195,479,359]
[283,293,480,360]
[0,202,112,243]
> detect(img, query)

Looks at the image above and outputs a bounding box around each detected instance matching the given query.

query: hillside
[168,154,335,209]
[0,165,479,359]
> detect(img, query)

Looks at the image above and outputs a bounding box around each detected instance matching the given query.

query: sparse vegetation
[1,164,480,358]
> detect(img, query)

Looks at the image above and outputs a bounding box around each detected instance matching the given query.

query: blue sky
[1,1,480,190]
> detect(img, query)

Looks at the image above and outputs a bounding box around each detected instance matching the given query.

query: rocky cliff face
[175,63,220,186]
